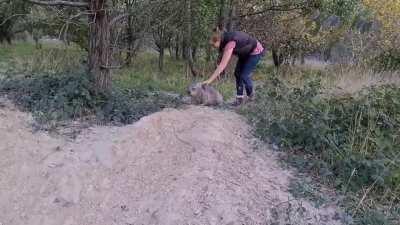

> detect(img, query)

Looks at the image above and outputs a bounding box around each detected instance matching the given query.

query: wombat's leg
[194,97,203,105]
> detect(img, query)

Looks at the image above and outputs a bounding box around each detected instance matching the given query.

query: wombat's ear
[201,83,207,90]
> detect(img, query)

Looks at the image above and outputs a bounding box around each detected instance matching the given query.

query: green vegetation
[0,0,399,224]
[241,70,400,225]
[0,72,181,128]
[0,42,84,74]
[1,41,399,225]
[374,50,400,71]
[0,43,238,100]
[114,53,237,99]
[0,42,240,130]
[0,43,183,128]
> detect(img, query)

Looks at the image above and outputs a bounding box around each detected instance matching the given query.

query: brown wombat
[188,83,223,106]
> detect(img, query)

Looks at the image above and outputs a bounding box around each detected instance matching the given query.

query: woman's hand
[202,78,214,85]
[203,42,234,86]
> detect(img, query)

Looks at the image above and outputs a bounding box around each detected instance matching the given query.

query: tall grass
[0,42,85,75]
[276,65,400,95]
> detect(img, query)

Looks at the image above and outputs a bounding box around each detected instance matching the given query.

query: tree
[217,0,236,31]
[237,0,322,67]
[236,0,365,66]
[0,0,29,44]
[25,0,128,92]
[153,24,173,71]
[362,0,400,49]
[123,0,150,66]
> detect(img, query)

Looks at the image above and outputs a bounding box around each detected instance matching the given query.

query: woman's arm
[203,42,235,85]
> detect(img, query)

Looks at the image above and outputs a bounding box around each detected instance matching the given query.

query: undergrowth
[241,73,400,225]
[0,72,182,128]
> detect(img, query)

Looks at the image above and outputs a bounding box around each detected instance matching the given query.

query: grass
[0,42,244,100]
[114,53,190,94]
[0,42,36,62]
[113,52,270,100]
[276,64,400,95]
[0,41,85,75]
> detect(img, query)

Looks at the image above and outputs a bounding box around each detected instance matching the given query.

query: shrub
[241,74,400,224]
[373,50,400,71]
[0,72,182,126]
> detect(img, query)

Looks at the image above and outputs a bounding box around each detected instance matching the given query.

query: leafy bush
[0,72,181,126]
[373,50,400,71]
[97,89,182,125]
[242,74,400,224]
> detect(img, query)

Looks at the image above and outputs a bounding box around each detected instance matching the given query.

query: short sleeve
[224,41,236,52]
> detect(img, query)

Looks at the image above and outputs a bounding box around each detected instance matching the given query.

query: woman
[203,28,265,106]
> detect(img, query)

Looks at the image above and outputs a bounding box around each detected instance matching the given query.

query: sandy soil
[0,98,345,225]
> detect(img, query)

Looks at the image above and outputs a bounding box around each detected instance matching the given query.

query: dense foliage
[0,72,182,126]
[242,75,400,224]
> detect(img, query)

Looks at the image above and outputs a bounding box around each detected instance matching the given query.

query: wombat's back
[202,85,223,106]
[188,83,223,106]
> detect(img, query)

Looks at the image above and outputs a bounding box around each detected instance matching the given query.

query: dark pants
[234,52,264,97]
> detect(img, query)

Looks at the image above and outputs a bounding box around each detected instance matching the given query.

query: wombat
[188,83,223,106]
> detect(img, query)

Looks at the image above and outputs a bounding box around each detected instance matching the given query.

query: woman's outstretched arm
[203,42,235,85]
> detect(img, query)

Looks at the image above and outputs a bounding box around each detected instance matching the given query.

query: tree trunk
[88,0,112,92]
[301,53,305,65]
[125,14,134,66]
[192,46,197,62]
[218,0,226,29]
[291,55,296,66]
[175,33,180,59]
[181,38,187,59]
[226,0,236,31]
[323,46,332,62]
[159,47,164,72]
[272,48,284,67]
[185,0,198,77]
[34,36,42,49]
[206,44,211,62]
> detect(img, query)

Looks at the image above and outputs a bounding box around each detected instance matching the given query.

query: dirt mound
[0,99,345,225]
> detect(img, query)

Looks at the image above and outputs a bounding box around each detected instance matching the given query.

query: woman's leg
[240,53,263,97]
[234,59,245,97]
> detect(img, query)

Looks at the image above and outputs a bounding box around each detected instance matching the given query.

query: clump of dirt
[0,98,346,225]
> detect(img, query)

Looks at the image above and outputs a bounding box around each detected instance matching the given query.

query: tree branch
[26,0,88,8]
[0,14,28,26]
[109,13,130,26]
[239,2,310,17]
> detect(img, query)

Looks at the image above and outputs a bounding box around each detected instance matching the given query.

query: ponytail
[210,27,223,44]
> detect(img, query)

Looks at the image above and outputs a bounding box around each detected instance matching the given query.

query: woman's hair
[209,27,223,44]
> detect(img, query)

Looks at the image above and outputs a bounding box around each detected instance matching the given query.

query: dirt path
[0,99,345,225]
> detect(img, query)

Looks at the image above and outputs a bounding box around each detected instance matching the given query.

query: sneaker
[247,93,255,102]
[230,97,244,107]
